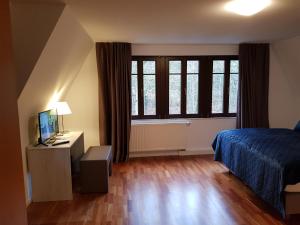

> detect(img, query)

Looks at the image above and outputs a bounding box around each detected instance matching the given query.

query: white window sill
[131,119,191,126]
[131,117,236,126]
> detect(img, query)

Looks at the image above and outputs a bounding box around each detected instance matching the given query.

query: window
[212,60,225,114]
[131,57,158,119]
[229,60,239,113]
[211,57,239,117]
[131,61,138,116]
[131,56,238,119]
[186,60,199,115]
[168,60,182,115]
[143,61,156,115]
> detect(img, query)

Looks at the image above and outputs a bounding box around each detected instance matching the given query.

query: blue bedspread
[212,128,300,217]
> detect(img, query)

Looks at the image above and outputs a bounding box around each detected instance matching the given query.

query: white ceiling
[18,0,300,43]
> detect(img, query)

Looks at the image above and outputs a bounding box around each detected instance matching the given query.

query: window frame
[166,57,184,118]
[132,56,160,120]
[209,56,239,118]
[131,55,239,120]
[165,56,202,119]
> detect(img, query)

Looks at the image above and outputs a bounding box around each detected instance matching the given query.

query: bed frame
[228,170,300,217]
[285,192,300,216]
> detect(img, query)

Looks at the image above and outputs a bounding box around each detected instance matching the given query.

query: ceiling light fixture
[225,0,272,16]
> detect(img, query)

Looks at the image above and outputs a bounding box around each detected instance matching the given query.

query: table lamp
[55,101,72,134]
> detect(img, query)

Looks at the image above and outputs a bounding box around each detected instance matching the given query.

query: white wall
[62,43,238,157]
[130,118,236,157]
[132,44,238,56]
[269,36,300,128]
[58,40,300,159]
[64,47,100,151]
[130,44,238,156]
[17,7,93,204]
[186,118,236,152]
[130,41,300,156]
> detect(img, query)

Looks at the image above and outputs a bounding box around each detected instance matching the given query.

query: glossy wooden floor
[27,155,300,225]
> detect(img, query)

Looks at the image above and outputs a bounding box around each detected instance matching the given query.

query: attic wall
[10,2,65,96]
[17,6,93,204]
[269,36,300,128]
[64,46,100,151]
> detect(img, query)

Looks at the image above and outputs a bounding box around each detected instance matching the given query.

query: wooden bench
[80,146,112,193]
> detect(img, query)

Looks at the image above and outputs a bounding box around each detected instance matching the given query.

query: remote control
[52,140,70,146]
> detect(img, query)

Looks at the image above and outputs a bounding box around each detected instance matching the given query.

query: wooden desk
[27,131,84,202]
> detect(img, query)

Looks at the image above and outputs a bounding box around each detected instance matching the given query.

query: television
[38,109,59,144]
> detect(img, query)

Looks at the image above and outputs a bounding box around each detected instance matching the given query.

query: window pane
[143,75,156,115]
[230,60,239,73]
[212,74,224,113]
[143,61,155,74]
[169,61,181,73]
[187,75,199,114]
[229,74,239,113]
[187,60,199,73]
[213,60,225,73]
[131,75,138,115]
[132,61,137,74]
[169,75,181,114]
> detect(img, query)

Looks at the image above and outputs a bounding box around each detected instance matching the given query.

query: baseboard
[179,148,214,156]
[129,149,181,158]
[129,148,214,158]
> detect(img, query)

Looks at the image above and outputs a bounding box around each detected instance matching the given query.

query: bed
[212,127,300,218]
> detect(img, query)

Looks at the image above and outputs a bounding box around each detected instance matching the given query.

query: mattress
[285,183,300,192]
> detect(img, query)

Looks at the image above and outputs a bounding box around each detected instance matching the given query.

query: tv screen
[38,109,58,143]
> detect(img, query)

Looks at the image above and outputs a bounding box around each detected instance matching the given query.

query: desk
[27,131,84,202]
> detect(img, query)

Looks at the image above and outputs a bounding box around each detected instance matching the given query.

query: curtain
[237,43,270,128]
[96,43,131,162]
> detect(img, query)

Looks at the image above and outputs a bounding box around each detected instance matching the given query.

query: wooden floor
[28,155,300,225]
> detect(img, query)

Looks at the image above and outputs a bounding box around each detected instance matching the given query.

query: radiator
[130,120,190,152]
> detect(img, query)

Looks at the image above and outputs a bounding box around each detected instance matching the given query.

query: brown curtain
[96,43,131,162]
[237,43,270,128]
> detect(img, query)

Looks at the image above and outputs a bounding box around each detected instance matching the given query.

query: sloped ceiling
[10,2,65,96]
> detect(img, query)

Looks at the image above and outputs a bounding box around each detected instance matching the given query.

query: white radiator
[130,119,190,152]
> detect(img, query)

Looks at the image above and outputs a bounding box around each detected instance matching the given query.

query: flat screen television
[38,109,59,143]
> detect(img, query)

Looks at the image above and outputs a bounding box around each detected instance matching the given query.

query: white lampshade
[55,102,72,115]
